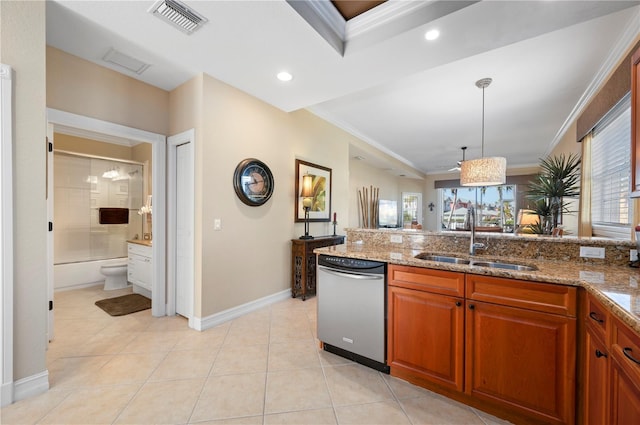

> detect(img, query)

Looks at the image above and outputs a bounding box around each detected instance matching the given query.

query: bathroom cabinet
[128,242,152,294]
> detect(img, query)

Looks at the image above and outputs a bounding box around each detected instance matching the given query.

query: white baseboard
[193,289,290,331]
[1,381,14,407]
[13,370,49,402]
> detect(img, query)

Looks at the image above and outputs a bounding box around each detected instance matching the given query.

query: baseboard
[193,289,290,331]
[13,370,49,402]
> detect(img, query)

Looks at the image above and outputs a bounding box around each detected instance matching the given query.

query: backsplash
[344,228,636,267]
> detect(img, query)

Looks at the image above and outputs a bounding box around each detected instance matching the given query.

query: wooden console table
[291,235,345,300]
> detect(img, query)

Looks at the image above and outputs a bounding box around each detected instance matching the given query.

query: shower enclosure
[54,151,144,268]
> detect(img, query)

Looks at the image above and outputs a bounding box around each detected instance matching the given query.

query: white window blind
[590,94,631,231]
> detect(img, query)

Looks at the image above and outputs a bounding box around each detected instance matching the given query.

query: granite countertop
[127,239,152,247]
[316,243,640,334]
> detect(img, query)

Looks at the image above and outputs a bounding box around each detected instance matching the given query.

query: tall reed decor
[525,153,581,235]
[358,186,379,229]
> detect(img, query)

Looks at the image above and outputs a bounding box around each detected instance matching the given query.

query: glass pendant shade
[460,156,506,186]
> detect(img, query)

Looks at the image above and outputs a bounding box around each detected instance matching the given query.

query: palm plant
[526,153,581,234]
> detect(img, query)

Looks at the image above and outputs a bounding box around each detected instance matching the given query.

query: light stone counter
[316,228,640,334]
[127,239,152,247]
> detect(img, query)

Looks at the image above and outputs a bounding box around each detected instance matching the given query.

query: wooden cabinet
[465,275,576,425]
[584,323,610,425]
[291,235,344,300]
[631,44,640,196]
[609,317,640,424]
[388,266,465,391]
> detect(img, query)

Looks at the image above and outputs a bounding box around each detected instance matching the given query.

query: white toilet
[100,263,129,290]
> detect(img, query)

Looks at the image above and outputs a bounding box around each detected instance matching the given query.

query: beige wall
[47,46,170,135]
[54,133,133,160]
[0,0,48,383]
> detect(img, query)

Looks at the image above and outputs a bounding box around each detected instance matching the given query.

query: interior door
[175,141,193,318]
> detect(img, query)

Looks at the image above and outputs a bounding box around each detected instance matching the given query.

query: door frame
[167,129,195,325]
[46,109,167,316]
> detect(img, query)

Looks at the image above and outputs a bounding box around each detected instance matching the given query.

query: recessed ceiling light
[425,29,440,41]
[277,71,293,82]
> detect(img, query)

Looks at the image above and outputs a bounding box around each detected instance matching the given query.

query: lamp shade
[460,156,506,186]
[300,174,314,198]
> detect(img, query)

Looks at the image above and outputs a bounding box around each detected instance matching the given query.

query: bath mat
[95,294,150,316]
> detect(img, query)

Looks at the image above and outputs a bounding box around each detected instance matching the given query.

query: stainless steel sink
[470,261,538,271]
[414,253,470,265]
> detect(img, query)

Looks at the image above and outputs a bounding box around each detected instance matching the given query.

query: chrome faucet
[468,204,486,256]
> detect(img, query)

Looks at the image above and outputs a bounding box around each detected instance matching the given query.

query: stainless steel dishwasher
[317,254,389,373]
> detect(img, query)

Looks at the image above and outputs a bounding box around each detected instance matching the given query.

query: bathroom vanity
[127,240,152,297]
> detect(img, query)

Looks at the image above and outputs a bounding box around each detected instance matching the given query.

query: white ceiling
[46,0,640,177]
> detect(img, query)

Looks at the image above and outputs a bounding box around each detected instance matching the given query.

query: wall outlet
[631,249,638,261]
[214,219,221,231]
[579,246,605,259]
[390,252,402,260]
[390,234,403,244]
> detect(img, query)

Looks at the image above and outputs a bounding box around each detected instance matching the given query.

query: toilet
[100,263,129,290]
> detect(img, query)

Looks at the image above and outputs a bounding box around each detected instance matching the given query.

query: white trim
[167,129,195,321]
[193,289,290,331]
[13,370,49,402]
[46,108,167,317]
[546,6,640,154]
[346,0,432,40]
[0,63,14,407]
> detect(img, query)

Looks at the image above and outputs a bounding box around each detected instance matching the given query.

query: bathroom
[52,131,152,294]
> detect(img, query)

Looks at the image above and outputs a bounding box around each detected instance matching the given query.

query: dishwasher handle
[318,265,384,280]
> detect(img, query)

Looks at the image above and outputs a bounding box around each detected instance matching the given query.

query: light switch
[214,219,221,230]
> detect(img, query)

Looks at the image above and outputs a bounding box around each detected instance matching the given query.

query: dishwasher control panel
[318,255,385,273]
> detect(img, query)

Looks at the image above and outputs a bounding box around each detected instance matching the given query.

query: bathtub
[54,258,127,290]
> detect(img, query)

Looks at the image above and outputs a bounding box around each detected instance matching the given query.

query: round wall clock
[233,158,274,206]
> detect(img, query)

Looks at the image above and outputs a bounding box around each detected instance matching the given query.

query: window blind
[590,94,631,228]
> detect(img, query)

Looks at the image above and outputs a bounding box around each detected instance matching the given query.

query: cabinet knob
[589,312,604,324]
[455,301,462,307]
[468,304,475,310]
[595,349,608,359]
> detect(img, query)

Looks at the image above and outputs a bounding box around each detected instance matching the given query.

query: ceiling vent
[102,48,151,75]
[149,0,208,34]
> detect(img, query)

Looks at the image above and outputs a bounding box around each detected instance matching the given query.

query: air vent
[149,0,208,34]
[102,48,151,75]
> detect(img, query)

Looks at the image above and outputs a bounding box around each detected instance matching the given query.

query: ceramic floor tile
[75,332,138,356]
[223,325,270,346]
[47,355,113,389]
[192,416,263,425]
[318,349,354,367]
[211,344,268,375]
[175,325,228,351]
[144,314,189,332]
[38,384,140,424]
[268,340,321,371]
[149,349,217,381]
[189,373,266,422]
[119,330,184,353]
[264,367,332,414]
[0,389,70,425]
[324,364,394,406]
[334,400,411,425]
[382,373,435,400]
[269,323,314,343]
[264,407,337,425]
[114,378,205,424]
[471,407,514,425]
[92,352,167,385]
[400,394,486,424]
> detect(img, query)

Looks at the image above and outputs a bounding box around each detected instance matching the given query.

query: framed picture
[295,159,331,222]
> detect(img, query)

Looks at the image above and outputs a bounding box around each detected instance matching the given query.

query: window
[590,94,631,238]
[439,185,516,232]
[401,192,422,228]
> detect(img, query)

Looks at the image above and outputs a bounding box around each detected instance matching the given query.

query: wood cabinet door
[584,325,609,425]
[465,301,576,425]
[609,344,640,424]
[388,285,464,391]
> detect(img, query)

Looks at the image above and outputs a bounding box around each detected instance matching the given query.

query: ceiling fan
[448,146,467,171]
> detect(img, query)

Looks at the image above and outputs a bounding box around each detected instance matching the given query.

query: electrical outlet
[214,219,221,230]
[390,234,403,244]
[631,249,638,261]
[579,246,605,259]
[390,252,402,260]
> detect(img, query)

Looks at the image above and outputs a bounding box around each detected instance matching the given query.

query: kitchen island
[315,228,640,425]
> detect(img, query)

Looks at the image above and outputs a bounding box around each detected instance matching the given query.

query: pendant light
[460,78,506,186]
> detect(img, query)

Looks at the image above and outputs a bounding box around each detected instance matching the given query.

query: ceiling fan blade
[448,166,461,172]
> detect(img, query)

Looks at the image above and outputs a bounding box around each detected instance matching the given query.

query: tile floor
[1,285,511,424]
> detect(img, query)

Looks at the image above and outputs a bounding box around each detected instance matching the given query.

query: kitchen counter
[315,242,640,334]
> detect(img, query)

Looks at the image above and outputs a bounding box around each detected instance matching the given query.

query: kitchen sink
[414,253,471,264]
[470,261,538,271]
[414,253,537,271]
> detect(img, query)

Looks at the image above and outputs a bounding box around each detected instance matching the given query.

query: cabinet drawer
[128,242,152,257]
[466,274,577,317]
[585,293,610,343]
[388,265,464,297]
[612,318,640,372]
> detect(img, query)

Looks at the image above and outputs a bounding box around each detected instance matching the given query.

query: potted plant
[525,153,581,235]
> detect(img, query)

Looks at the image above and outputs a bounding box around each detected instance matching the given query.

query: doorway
[46,109,167,326]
